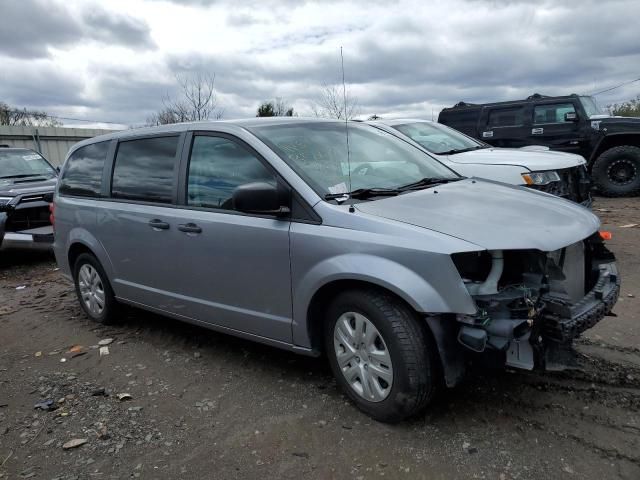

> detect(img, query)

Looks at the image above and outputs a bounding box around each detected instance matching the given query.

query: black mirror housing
[232,182,290,216]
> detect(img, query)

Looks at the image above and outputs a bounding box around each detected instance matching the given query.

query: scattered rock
[34,351,42,357]
[16,285,26,290]
[34,399,57,411]
[62,438,88,450]
[91,388,107,397]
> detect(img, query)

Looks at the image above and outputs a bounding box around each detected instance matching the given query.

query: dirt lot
[0,197,639,480]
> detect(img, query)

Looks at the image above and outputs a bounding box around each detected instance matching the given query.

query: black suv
[439,94,640,197]
[0,146,56,251]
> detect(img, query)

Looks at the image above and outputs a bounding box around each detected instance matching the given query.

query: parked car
[0,146,56,251]
[438,93,640,197]
[52,118,619,422]
[367,118,591,205]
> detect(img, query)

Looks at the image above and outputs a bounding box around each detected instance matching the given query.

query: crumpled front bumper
[541,261,620,343]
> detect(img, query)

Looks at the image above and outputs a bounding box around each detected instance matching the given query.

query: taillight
[49,201,55,230]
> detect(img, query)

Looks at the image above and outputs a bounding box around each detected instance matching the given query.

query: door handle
[148,219,170,230]
[178,223,202,234]
[532,127,544,135]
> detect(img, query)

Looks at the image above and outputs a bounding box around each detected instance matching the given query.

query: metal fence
[0,125,116,166]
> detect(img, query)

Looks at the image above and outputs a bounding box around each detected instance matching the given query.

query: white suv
[368,119,591,205]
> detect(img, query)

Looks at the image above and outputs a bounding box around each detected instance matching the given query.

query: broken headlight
[521,170,561,185]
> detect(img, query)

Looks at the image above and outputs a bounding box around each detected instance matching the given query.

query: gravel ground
[0,196,639,480]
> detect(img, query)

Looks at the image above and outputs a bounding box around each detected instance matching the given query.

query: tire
[73,253,119,324]
[591,146,640,197]
[324,288,438,423]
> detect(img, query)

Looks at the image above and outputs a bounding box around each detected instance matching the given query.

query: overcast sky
[1,0,639,128]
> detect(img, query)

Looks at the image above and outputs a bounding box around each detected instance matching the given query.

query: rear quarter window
[59,141,110,197]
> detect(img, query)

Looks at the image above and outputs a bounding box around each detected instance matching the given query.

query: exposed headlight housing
[521,170,561,185]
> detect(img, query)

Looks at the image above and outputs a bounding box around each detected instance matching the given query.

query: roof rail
[453,101,477,108]
[527,93,550,100]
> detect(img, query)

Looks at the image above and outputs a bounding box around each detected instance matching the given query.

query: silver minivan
[53,118,619,422]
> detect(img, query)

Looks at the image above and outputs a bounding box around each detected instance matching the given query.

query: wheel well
[306,279,425,354]
[68,243,94,273]
[592,135,640,164]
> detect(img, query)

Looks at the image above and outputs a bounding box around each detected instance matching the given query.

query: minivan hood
[0,177,57,197]
[355,179,599,251]
[448,148,585,171]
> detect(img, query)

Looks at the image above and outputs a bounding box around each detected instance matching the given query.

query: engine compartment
[451,233,619,370]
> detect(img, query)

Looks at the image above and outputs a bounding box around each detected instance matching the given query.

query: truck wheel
[324,288,438,423]
[591,146,640,197]
[73,253,119,324]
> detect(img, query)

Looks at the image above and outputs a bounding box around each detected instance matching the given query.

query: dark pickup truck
[439,94,640,197]
[0,147,56,251]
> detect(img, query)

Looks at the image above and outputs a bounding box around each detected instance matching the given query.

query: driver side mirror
[564,111,578,122]
[232,182,290,217]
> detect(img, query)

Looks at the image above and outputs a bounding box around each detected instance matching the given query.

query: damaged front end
[451,233,620,371]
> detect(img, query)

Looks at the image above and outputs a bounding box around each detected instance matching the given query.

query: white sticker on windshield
[23,154,41,161]
[328,182,348,194]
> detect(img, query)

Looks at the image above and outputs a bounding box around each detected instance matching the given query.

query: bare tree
[256,97,294,117]
[0,102,62,127]
[147,73,224,126]
[311,83,359,120]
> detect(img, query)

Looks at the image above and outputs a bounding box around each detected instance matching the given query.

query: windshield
[250,122,458,198]
[393,121,484,154]
[580,96,605,117]
[0,150,56,179]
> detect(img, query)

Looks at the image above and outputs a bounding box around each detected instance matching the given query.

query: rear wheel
[73,253,119,324]
[324,288,438,423]
[591,146,640,197]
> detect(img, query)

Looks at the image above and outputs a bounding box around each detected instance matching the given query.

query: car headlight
[0,196,13,206]
[521,171,561,185]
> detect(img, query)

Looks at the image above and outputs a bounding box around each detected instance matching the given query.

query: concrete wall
[0,125,116,166]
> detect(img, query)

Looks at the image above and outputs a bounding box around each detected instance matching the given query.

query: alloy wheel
[78,264,105,316]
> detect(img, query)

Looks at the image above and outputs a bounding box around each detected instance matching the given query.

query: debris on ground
[62,438,88,450]
[33,399,57,411]
[98,338,114,346]
[117,393,132,401]
[99,346,110,357]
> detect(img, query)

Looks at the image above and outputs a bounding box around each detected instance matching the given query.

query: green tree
[607,95,640,117]
[256,98,294,117]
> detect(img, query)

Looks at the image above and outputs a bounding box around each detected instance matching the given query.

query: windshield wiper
[325,187,400,201]
[439,146,485,155]
[0,173,50,179]
[398,177,463,191]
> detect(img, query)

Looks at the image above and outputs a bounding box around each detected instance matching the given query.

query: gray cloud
[1,0,639,125]
[0,0,154,59]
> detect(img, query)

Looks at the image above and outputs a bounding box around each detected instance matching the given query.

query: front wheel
[324,288,438,423]
[591,146,640,197]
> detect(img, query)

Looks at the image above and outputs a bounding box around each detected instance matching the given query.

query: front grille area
[527,166,591,203]
[5,206,51,232]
